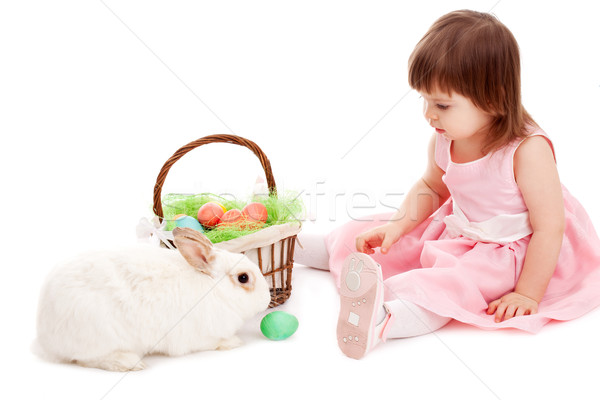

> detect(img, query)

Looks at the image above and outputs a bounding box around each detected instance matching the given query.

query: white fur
[36,229,271,372]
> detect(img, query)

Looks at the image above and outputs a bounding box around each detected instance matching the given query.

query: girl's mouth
[435,128,446,134]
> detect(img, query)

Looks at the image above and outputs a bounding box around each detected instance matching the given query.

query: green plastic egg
[260,311,299,341]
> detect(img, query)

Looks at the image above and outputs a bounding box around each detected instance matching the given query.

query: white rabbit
[35,227,271,372]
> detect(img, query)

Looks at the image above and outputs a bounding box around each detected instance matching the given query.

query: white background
[1,1,599,399]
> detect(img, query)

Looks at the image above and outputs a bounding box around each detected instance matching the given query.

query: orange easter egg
[242,202,268,223]
[197,202,226,227]
[220,209,243,225]
[173,214,187,220]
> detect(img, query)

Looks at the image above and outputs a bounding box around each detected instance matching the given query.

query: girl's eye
[436,104,449,110]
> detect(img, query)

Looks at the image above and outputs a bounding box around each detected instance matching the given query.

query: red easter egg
[197,202,225,227]
[242,202,268,223]
[220,209,243,225]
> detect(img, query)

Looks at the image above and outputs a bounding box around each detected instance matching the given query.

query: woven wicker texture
[152,134,296,307]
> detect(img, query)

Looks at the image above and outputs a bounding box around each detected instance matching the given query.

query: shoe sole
[336,253,383,359]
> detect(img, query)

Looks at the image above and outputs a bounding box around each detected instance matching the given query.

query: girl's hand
[487,292,539,322]
[355,223,403,255]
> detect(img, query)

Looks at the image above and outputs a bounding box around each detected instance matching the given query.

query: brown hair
[408,10,536,153]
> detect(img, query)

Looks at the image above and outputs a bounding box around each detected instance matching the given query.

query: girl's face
[420,88,493,142]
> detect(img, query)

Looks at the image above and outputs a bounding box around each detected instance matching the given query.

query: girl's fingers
[489,294,539,322]
[486,300,498,314]
[525,306,538,316]
[504,304,518,320]
[357,238,375,254]
[355,237,364,252]
[356,237,370,253]
[524,307,538,316]
[494,303,508,322]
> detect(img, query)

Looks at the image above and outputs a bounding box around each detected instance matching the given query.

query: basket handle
[153,134,277,221]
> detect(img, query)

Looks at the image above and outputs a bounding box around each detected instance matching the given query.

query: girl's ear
[172,227,215,275]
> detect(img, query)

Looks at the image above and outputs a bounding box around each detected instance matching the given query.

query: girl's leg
[294,229,451,338]
[383,299,451,338]
[295,231,330,270]
[336,252,451,359]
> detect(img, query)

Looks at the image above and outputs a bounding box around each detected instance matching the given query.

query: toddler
[296,10,600,359]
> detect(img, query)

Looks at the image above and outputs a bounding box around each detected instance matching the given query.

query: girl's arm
[356,133,450,254]
[487,135,565,322]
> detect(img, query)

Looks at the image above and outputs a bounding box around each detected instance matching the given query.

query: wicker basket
[152,134,299,307]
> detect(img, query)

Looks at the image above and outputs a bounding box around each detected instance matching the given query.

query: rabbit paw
[77,351,146,372]
[216,335,243,350]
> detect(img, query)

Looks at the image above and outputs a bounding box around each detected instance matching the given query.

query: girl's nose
[423,102,438,122]
[424,107,438,123]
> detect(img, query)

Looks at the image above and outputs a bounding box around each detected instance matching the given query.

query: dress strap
[512,130,556,164]
[434,133,451,172]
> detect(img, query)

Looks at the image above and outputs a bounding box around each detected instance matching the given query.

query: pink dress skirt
[325,131,600,333]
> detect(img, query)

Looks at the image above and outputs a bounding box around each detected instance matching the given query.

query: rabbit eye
[238,273,249,284]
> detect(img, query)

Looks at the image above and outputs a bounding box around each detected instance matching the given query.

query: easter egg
[197,202,226,228]
[173,214,187,220]
[174,215,204,231]
[220,209,243,225]
[260,311,298,341]
[242,202,268,223]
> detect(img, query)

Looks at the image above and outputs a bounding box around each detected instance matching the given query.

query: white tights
[295,231,451,338]
[295,231,332,270]
[383,299,451,338]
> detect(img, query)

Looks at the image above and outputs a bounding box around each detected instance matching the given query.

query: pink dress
[325,129,600,333]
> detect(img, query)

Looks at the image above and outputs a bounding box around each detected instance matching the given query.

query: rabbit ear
[172,227,215,275]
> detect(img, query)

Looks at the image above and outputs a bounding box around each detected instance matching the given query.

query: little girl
[296,10,600,360]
